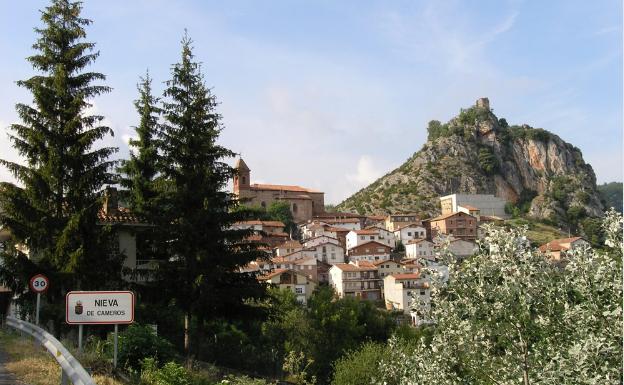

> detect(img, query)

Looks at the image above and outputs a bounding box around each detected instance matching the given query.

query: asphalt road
[0,348,23,385]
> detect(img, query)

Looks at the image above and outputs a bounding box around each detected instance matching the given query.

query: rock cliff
[337,98,604,223]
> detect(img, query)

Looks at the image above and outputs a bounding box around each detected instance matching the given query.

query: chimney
[103,187,118,215]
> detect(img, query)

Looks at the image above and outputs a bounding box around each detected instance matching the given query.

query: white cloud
[346,155,383,187]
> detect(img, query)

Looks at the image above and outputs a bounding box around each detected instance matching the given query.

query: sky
[0,0,621,204]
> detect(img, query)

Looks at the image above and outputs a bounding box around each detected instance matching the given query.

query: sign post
[29,274,49,326]
[66,291,134,367]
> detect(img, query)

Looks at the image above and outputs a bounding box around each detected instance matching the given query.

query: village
[89,156,591,329]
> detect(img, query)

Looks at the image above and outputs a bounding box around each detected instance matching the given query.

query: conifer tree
[157,34,266,356]
[0,0,120,307]
[118,72,161,219]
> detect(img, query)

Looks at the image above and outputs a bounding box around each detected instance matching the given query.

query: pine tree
[0,0,120,311]
[157,34,266,356]
[118,72,161,219]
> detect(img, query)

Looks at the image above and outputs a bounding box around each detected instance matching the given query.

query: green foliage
[477,147,499,175]
[379,212,623,384]
[580,217,605,247]
[217,375,269,385]
[117,324,176,371]
[598,182,623,212]
[550,175,574,203]
[154,33,267,355]
[283,351,317,385]
[508,125,552,142]
[0,0,121,328]
[331,342,386,385]
[498,118,509,128]
[118,72,162,220]
[140,358,190,385]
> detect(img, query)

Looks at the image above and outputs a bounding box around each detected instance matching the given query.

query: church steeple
[234,157,250,194]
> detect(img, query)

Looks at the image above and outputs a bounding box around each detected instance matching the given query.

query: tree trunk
[184,312,191,358]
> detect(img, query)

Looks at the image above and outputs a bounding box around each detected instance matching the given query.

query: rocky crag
[337,98,604,224]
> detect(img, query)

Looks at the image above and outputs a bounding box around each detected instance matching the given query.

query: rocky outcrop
[337,98,604,224]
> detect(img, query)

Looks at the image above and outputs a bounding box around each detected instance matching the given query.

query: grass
[504,218,566,246]
[0,328,125,385]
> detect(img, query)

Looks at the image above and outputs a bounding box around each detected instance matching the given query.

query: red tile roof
[258,268,289,280]
[391,273,421,280]
[250,184,321,193]
[332,263,377,272]
[349,240,392,251]
[324,226,352,233]
[352,229,379,235]
[406,239,430,245]
[321,218,360,224]
[97,207,142,223]
[373,259,403,266]
[538,237,584,252]
[429,212,476,221]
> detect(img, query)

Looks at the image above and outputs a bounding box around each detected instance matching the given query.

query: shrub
[478,147,499,175]
[117,324,176,371]
[140,358,190,385]
[331,342,386,385]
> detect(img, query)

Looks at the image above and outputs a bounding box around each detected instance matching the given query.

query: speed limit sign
[29,274,49,293]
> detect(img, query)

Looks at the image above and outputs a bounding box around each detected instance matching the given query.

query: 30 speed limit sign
[29,274,49,293]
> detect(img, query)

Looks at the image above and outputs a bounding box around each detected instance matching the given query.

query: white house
[306,242,345,264]
[303,235,341,249]
[346,228,395,251]
[275,240,303,257]
[393,224,427,243]
[405,239,435,260]
[329,262,382,300]
[258,269,316,304]
[383,273,430,325]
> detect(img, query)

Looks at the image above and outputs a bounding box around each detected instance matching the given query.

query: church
[233,158,325,223]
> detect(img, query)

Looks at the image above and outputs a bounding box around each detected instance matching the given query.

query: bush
[117,324,176,371]
[478,147,499,175]
[331,342,386,385]
[140,358,190,385]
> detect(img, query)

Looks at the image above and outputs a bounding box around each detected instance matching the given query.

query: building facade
[233,158,325,223]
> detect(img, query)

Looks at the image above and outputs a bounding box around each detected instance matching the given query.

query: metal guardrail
[6,316,96,385]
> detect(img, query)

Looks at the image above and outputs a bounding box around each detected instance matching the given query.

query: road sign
[66,291,134,325]
[29,274,49,293]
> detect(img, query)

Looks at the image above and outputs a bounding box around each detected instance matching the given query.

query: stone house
[233,158,325,223]
[426,212,478,241]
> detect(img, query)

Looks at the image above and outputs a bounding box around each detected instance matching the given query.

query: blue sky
[0,0,621,204]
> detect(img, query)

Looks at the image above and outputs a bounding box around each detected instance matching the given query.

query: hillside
[337,98,604,225]
[598,182,623,212]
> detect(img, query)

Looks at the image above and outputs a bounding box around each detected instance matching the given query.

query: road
[0,348,23,385]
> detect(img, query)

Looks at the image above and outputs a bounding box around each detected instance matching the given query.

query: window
[370,236,375,240]
[261,201,266,208]
[420,290,426,296]
[242,176,246,184]
[295,287,304,294]
[292,203,298,213]
[407,232,412,236]
[360,236,365,240]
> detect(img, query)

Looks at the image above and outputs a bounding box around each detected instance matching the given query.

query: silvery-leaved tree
[378,209,622,385]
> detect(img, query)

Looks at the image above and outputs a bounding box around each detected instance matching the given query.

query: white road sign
[66,291,135,325]
[29,274,49,293]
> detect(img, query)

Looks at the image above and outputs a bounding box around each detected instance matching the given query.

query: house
[346,228,395,251]
[385,214,422,232]
[306,242,345,264]
[383,273,430,325]
[347,241,392,263]
[258,269,316,304]
[329,262,382,300]
[373,259,405,285]
[405,239,435,260]
[426,212,478,241]
[321,227,350,250]
[445,239,478,259]
[275,240,303,257]
[538,237,590,260]
[314,217,361,231]
[302,235,341,249]
[233,158,325,223]
[439,193,508,219]
[393,224,427,244]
